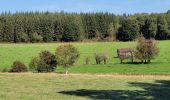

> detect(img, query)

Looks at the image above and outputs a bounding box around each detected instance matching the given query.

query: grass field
[0,73,170,100]
[0,41,170,74]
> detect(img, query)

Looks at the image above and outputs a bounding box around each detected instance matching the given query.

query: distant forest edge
[0,10,170,42]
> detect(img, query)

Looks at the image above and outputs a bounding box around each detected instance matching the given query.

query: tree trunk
[104,59,106,64]
[120,59,123,64]
[144,59,147,63]
[148,58,151,63]
[131,57,133,63]
[65,67,68,75]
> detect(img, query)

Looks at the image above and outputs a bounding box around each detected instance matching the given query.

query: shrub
[103,53,109,64]
[95,52,109,64]
[56,44,79,74]
[29,57,38,72]
[36,60,50,72]
[10,61,28,72]
[85,56,90,65]
[95,53,103,64]
[135,35,159,63]
[29,51,57,72]
[1,68,9,72]
[37,51,57,72]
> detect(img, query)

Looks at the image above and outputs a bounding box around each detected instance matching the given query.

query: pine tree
[143,17,157,39]
[107,23,116,41]
[82,14,97,39]
[13,16,24,42]
[3,15,14,42]
[62,20,80,42]
[118,17,139,41]
[0,18,3,41]
[156,15,169,40]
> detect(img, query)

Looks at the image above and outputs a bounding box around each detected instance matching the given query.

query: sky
[0,0,170,15]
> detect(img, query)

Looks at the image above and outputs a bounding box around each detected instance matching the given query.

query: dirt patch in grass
[1,72,170,79]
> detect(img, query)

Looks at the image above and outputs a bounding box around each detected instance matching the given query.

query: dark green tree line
[0,11,170,42]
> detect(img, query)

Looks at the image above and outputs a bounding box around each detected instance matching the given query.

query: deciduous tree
[55,44,79,74]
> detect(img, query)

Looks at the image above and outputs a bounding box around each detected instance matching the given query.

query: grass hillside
[0,41,170,74]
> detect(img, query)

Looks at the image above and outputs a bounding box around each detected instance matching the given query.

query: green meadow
[0,41,170,74]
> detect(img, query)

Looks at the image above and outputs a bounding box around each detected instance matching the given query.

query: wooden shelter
[117,48,134,63]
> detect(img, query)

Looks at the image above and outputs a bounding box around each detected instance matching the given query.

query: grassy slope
[0,73,170,100]
[0,41,170,74]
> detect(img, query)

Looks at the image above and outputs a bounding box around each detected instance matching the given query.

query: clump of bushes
[9,61,28,72]
[95,52,109,64]
[29,57,38,72]
[29,51,57,72]
[56,44,79,74]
